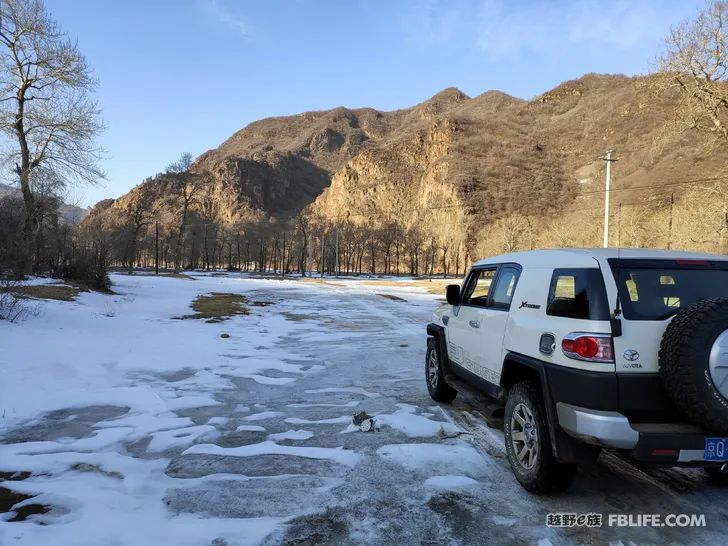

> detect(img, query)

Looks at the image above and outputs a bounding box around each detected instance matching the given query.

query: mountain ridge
[87,73,728,259]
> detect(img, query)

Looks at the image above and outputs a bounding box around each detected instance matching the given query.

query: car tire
[704,466,728,485]
[425,337,457,403]
[504,381,577,493]
[659,297,728,434]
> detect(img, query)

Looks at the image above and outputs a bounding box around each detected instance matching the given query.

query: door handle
[469,320,480,328]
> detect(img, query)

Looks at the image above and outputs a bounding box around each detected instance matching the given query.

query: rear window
[546,268,610,320]
[609,259,728,321]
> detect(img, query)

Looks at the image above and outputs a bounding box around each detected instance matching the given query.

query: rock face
[93,73,728,243]
[191,105,408,217]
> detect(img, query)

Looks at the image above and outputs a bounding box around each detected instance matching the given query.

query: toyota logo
[623,349,640,362]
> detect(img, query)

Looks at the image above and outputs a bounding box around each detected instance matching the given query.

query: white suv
[425,248,728,492]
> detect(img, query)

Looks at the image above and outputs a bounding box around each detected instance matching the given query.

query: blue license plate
[705,437,728,461]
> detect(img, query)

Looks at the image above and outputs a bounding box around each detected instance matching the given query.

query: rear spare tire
[659,297,728,433]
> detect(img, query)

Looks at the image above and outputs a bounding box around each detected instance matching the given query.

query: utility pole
[155,221,159,275]
[320,231,325,278]
[600,150,618,248]
[667,192,675,250]
[282,231,286,278]
[307,234,313,277]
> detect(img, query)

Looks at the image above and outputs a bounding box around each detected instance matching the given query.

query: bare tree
[120,185,155,274]
[0,0,103,274]
[166,153,201,271]
[656,1,728,143]
[653,1,728,253]
[0,278,26,320]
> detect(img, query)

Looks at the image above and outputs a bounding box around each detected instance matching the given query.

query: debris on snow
[352,411,375,432]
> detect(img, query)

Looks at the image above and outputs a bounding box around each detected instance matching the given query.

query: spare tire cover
[659,297,728,434]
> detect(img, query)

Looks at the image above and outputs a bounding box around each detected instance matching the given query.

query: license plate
[704,437,728,461]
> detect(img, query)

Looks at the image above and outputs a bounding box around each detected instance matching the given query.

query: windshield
[609,259,728,321]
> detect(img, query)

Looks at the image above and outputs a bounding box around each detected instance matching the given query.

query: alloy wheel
[510,402,539,470]
[427,350,439,389]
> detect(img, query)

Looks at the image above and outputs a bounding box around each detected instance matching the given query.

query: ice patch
[285,416,351,425]
[287,401,360,408]
[243,411,284,421]
[95,413,193,438]
[244,374,297,385]
[236,425,266,432]
[183,440,362,467]
[0,427,134,457]
[375,404,460,438]
[268,429,314,441]
[376,443,489,476]
[147,425,217,452]
[164,395,221,411]
[491,515,518,526]
[424,475,479,490]
[305,387,380,398]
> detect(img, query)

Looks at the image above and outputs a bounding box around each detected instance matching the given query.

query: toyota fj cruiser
[425,248,728,492]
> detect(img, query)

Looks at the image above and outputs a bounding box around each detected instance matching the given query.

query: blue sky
[43,0,703,207]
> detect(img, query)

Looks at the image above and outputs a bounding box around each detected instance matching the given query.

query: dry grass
[177,292,249,323]
[160,272,195,280]
[130,271,195,280]
[10,284,81,302]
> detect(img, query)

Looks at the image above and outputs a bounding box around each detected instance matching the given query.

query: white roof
[472,248,728,269]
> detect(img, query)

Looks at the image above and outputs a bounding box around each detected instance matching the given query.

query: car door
[481,265,521,380]
[447,267,498,380]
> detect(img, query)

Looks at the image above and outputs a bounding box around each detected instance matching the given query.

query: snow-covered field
[1,272,728,545]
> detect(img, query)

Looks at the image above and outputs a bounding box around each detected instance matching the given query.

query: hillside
[89,73,728,262]
[0,183,89,225]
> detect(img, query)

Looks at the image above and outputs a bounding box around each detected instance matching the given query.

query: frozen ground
[2,272,728,545]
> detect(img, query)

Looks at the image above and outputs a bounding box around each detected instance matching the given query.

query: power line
[575,175,728,196]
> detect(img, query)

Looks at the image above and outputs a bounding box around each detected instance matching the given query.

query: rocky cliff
[91,73,728,253]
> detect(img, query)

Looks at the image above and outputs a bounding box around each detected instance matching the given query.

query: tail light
[562,333,614,363]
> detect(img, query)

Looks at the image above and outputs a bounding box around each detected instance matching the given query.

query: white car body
[431,248,728,380]
[427,248,728,473]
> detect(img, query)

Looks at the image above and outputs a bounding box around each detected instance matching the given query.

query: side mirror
[446,284,461,306]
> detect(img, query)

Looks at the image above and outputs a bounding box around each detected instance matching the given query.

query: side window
[491,266,521,310]
[546,268,609,320]
[462,268,497,307]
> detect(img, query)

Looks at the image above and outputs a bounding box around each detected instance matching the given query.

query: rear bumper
[556,402,638,449]
[543,363,680,422]
[557,402,722,464]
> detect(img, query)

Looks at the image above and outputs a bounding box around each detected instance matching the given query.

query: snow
[305,387,381,398]
[268,429,314,441]
[424,474,479,490]
[242,411,286,421]
[376,443,490,477]
[183,440,362,467]
[4,271,720,544]
[0,273,452,545]
[147,425,217,452]
[288,400,361,408]
[284,416,351,425]
[0,273,330,545]
[235,424,267,432]
[375,403,461,438]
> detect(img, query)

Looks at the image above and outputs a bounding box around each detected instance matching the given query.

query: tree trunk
[720,209,728,255]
